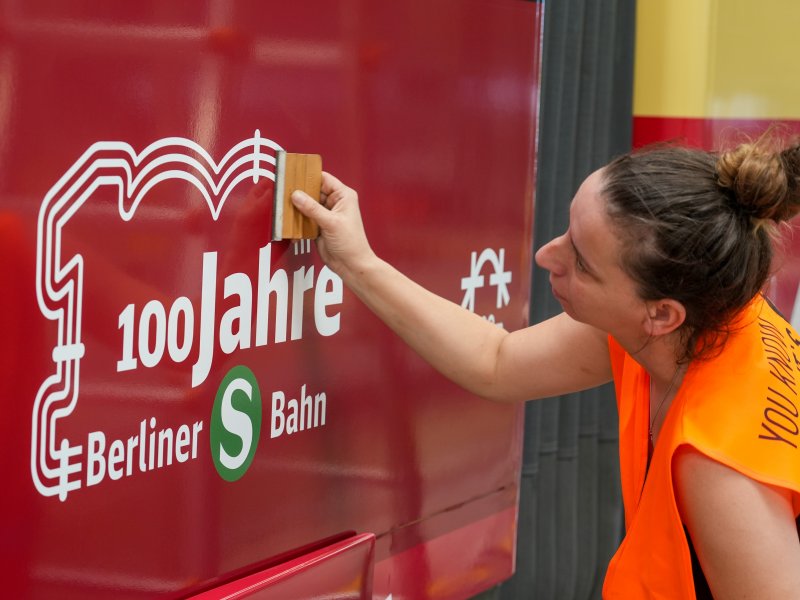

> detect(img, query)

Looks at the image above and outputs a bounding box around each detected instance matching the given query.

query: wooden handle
[272,151,322,240]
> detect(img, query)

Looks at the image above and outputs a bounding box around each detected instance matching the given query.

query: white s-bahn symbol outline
[33,131,282,501]
[460,247,513,315]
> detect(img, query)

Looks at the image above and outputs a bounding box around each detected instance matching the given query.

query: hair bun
[716,139,800,223]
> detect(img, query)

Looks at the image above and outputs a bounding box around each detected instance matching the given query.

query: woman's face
[535,169,650,343]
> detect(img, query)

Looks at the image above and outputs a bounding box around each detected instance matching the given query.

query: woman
[290,139,800,598]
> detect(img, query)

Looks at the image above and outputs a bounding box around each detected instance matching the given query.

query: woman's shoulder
[675,296,800,493]
[684,296,798,406]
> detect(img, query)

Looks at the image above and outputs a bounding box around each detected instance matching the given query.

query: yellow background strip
[634,0,800,120]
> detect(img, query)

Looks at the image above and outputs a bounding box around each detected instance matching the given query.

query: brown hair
[602,135,800,361]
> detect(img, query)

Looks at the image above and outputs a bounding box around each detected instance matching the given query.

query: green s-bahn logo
[210,365,262,482]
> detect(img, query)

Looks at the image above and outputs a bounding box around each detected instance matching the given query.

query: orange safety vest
[602,295,800,599]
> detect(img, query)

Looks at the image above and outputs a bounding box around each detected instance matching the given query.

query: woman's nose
[535,235,567,276]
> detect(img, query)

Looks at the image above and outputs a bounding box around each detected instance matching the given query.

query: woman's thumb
[291,190,328,225]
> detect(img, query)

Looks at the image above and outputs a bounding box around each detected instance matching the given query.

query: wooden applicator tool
[272,151,322,240]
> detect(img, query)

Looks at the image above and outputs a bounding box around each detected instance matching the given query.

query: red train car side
[0,2,542,598]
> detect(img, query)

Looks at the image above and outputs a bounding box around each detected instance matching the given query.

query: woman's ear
[645,299,686,337]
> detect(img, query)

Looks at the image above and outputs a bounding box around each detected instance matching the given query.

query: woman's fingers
[291,190,332,227]
[319,172,355,210]
[289,172,372,276]
[320,171,346,195]
[293,173,354,217]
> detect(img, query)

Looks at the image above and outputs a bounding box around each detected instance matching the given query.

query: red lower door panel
[190,533,375,600]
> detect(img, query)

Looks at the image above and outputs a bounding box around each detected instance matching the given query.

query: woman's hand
[290,172,376,280]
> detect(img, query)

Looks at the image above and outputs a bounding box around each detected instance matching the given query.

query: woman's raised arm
[290,173,612,402]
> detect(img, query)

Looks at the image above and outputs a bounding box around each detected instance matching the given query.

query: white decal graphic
[270,383,327,439]
[116,244,342,388]
[33,131,281,501]
[460,247,512,325]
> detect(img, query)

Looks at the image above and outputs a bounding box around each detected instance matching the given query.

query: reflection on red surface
[188,533,375,600]
[1,2,541,598]
[374,497,518,600]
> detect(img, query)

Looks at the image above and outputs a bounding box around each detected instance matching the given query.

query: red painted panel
[0,2,541,598]
[189,533,374,599]
[373,496,518,600]
[634,115,800,152]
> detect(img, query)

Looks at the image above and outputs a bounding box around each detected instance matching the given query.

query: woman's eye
[575,254,586,272]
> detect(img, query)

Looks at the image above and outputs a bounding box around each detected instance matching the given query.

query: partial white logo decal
[33,131,281,501]
[460,247,512,326]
